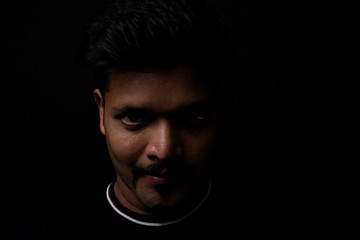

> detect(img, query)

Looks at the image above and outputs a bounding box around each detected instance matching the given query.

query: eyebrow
[111,106,149,119]
[111,101,214,116]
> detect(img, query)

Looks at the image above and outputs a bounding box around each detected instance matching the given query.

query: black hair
[82,0,229,93]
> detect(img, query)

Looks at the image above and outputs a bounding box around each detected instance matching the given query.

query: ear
[93,89,106,135]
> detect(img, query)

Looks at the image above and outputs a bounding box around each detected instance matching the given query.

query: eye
[191,112,206,122]
[182,110,211,129]
[112,108,151,130]
[121,111,145,126]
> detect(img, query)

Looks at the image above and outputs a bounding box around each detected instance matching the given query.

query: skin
[94,65,219,217]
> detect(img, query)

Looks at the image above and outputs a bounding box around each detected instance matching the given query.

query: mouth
[133,165,178,186]
[144,174,171,185]
[144,168,174,185]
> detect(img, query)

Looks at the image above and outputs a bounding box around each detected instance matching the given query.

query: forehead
[105,65,216,110]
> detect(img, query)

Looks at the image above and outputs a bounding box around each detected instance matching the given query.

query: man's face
[94,65,219,214]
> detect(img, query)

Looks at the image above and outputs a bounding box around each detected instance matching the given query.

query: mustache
[132,164,175,178]
[131,164,169,188]
[131,163,198,186]
[130,159,211,188]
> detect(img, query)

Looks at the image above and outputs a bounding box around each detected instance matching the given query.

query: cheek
[105,127,146,168]
[184,130,217,166]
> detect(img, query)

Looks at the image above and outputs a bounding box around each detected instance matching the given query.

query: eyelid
[121,115,142,125]
[114,109,151,129]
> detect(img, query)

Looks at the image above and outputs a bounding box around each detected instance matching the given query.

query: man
[89,0,225,218]
[10,0,246,238]
[85,0,233,233]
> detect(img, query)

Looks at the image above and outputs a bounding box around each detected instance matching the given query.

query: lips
[144,174,171,185]
[132,164,183,186]
[143,169,173,185]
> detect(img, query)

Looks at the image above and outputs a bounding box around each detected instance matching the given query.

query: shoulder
[6,182,118,239]
[207,174,310,236]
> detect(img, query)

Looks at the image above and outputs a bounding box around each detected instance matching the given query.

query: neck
[111,177,211,222]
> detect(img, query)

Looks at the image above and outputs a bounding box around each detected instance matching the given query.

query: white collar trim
[106,179,211,227]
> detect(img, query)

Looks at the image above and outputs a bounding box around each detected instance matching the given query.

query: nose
[145,119,182,161]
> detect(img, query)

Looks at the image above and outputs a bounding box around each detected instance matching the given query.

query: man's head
[84,0,228,94]
[84,0,229,215]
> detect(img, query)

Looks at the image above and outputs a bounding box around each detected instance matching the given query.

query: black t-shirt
[10,180,255,239]
[7,174,349,239]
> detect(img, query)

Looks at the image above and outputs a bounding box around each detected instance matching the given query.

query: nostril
[145,139,183,161]
[145,145,159,160]
[147,154,159,161]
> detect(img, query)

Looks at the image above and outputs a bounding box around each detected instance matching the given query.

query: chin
[136,179,189,210]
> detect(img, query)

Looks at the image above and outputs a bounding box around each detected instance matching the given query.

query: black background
[1,0,358,227]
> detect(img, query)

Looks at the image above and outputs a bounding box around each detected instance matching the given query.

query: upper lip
[148,170,170,178]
